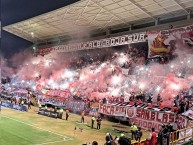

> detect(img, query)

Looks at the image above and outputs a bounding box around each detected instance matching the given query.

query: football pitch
[0,107,149,145]
[0,115,71,145]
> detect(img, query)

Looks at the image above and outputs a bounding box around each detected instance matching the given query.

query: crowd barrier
[1,101,27,112]
[130,126,193,145]
[38,108,62,119]
[170,126,193,145]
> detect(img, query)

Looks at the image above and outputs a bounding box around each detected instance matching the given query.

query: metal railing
[170,126,193,145]
[130,126,193,145]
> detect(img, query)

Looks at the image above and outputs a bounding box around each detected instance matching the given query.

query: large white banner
[147,25,193,58]
[99,104,188,132]
[36,33,147,55]
[182,107,193,120]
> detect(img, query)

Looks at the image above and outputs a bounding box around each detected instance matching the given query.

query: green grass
[1,107,150,145]
[0,116,71,145]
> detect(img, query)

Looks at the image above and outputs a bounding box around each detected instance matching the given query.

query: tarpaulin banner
[147,25,193,58]
[36,32,147,55]
[65,100,86,113]
[42,89,71,98]
[89,108,99,116]
[99,104,187,131]
[99,104,127,117]
[130,108,187,132]
[1,101,27,112]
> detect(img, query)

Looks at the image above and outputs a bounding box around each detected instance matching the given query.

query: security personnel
[66,109,69,121]
[38,103,42,109]
[96,116,102,130]
[91,116,95,128]
[27,99,31,110]
[59,108,64,119]
[45,105,48,111]
[21,100,24,111]
[81,110,85,123]
[54,107,57,113]
[136,127,143,141]
[131,123,138,140]
[21,100,24,106]
[38,103,42,114]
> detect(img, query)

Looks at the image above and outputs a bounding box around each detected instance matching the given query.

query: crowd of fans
[1,83,193,115]
[1,43,193,145]
[84,121,180,145]
[67,44,147,70]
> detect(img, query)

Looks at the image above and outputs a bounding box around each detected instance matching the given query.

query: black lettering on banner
[111,38,115,46]
[101,39,106,47]
[93,41,97,47]
[89,42,92,48]
[106,39,110,46]
[36,31,150,54]
[133,34,139,42]
[139,33,145,41]
[120,36,125,44]
[127,35,133,43]
[115,37,120,45]
[97,41,101,47]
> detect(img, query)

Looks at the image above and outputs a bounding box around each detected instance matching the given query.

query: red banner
[42,89,71,98]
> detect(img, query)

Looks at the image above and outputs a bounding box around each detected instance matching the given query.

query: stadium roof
[3,0,193,42]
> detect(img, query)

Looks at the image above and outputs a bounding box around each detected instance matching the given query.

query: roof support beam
[155,18,160,26]
[129,0,156,20]
[70,0,102,30]
[74,0,91,25]
[91,0,129,26]
[187,12,191,20]
[101,16,114,30]
[172,0,189,15]
[89,9,103,26]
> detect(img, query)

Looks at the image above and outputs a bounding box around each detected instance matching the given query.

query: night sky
[1,0,79,58]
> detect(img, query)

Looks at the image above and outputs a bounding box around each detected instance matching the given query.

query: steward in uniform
[131,123,138,140]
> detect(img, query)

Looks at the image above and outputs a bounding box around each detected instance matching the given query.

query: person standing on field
[81,110,85,123]
[97,116,102,130]
[66,109,69,120]
[91,116,95,128]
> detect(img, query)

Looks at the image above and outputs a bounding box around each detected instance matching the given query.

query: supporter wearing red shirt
[149,128,157,145]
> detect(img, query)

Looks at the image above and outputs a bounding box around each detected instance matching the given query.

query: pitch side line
[35,139,69,145]
[2,115,72,142]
